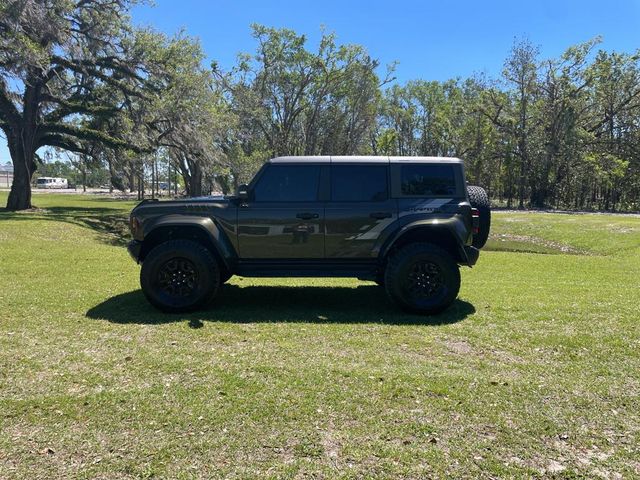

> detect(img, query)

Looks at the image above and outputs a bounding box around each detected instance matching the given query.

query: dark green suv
[127,156,490,314]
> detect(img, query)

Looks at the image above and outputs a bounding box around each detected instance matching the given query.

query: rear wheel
[384,243,460,315]
[140,239,220,313]
[467,185,491,249]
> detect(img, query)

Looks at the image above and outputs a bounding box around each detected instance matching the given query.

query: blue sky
[2,0,639,164]
[131,0,640,83]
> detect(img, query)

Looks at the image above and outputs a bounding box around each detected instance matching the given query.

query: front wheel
[140,239,220,313]
[384,243,461,315]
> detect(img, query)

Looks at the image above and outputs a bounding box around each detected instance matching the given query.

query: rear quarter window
[398,164,457,196]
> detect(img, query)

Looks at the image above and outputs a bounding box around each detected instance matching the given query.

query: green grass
[1,193,639,479]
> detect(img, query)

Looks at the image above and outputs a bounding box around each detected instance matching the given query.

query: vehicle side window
[400,165,456,196]
[253,165,321,202]
[331,165,388,202]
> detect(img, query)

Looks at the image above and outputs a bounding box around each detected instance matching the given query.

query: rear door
[324,163,397,258]
[237,164,325,258]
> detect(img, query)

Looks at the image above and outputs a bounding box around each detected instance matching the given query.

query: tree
[583,50,640,209]
[502,39,541,209]
[143,33,230,197]
[0,0,154,210]
[525,39,599,208]
[216,24,389,173]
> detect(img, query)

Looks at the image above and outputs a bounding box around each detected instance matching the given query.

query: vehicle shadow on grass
[86,284,475,327]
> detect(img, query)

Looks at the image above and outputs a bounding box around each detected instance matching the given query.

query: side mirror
[237,184,249,201]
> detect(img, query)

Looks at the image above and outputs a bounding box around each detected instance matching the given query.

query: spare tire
[467,185,491,249]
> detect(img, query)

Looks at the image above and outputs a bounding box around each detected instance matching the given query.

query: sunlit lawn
[1,192,639,478]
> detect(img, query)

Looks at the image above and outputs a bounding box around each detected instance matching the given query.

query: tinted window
[331,165,388,202]
[253,165,321,202]
[401,164,456,196]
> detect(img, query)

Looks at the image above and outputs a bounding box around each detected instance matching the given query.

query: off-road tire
[140,239,220,313]
[467,185,491,249]
[384,243,460,315]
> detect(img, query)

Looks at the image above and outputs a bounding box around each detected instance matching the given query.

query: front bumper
[463,245,480,266]
[127,240,142,263]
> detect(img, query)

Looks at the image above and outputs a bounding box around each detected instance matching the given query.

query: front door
[237,164,324,258]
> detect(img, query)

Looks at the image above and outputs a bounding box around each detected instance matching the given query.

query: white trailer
[35,177,68,189]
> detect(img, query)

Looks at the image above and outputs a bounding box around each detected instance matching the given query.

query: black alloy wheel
[384,243,460,314]
[140,239,220,313]
[157,257,199,298]
[404,260,444,300]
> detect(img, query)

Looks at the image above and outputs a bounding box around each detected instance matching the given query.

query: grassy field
[1,193,639,479]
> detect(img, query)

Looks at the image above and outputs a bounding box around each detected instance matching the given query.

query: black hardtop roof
[269,156,463,164]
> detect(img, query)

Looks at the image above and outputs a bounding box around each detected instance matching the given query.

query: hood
[131,195,233,216]
[185,195,228,201]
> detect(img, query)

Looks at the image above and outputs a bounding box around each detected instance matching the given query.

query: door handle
[296,212,319,220]
[370,212,392,219]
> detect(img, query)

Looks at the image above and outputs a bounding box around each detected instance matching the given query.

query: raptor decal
[400,198,453,216]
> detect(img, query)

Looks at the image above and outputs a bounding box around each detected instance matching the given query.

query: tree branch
[38,123,145,152]
[37,134,89,155]
[42,95,121,122]
[50,55,149,98]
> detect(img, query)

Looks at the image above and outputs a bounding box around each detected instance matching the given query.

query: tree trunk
[151,158,156,199]
[188,166,203,197]
[6,131,37,211]
[107,156,114,193]
[167,162,171,197]
[137,171,143,201]
[155,159,159,195]
[82,158,87,192]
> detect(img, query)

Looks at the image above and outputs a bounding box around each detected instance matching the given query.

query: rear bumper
[127,240,142,263]
[463,245,480,266]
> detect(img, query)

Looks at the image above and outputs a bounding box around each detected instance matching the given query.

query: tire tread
[140,239,220,313]
[384,242,460,314]
[467,185,491,249]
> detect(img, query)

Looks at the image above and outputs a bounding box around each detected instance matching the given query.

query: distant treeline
[2,0,639,211]
[375,41,640,211]
[217,32,640,211]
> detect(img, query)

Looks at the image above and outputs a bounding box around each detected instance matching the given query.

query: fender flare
[142,215,236,269]
[376,217,472,265]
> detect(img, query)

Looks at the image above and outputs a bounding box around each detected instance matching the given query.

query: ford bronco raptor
[127,156,490,314]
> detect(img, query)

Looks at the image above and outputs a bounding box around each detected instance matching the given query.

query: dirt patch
[445,340,474,355]
[10,207,50,214]
[605,224,638,234]
[320,421,342,468]
[494,209,640,217]
[443,338,524,367]
[487,234,591,255]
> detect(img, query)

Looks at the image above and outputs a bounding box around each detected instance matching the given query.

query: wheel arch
[380,222,470,265]
[140,218,235,273]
